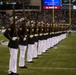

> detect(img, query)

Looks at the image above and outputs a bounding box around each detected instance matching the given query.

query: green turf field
[0,33,76,75]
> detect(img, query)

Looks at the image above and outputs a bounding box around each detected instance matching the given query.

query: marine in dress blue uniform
[4,23,19,75]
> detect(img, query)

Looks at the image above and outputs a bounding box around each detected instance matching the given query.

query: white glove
[23,37,26,41]
[12,37,17,41]
[30,35,33,38]
[25,35,27,37]
[35,34,38,36]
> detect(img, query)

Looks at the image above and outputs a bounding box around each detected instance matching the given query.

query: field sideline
[0,33,76,75]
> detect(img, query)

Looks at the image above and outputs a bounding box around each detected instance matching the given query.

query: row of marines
[4,20,67,75]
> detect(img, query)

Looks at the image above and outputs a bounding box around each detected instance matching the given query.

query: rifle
[12,4,17,37]
[29,11,32,35]
[34,12,38,35]
[23,2,26,25]
[43,12,46,35]
[28,9,34,37]
[22,2,27,34]
[39,15,43,35]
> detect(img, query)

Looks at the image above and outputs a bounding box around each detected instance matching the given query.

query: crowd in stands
[0,10,75,29]
[0,13,11,28]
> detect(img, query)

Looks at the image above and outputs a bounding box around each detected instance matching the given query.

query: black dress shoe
[13,73,19,75]
[33,57,38,59]
[28,61,34,63]
[20,66,28,68]
[9,72,19,75]
[8,72,14,75]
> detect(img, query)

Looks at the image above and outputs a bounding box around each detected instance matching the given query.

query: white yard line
[28,67,76,70]
[1,66,76,70]
[58,45,67,48]
[43,54,76,56]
